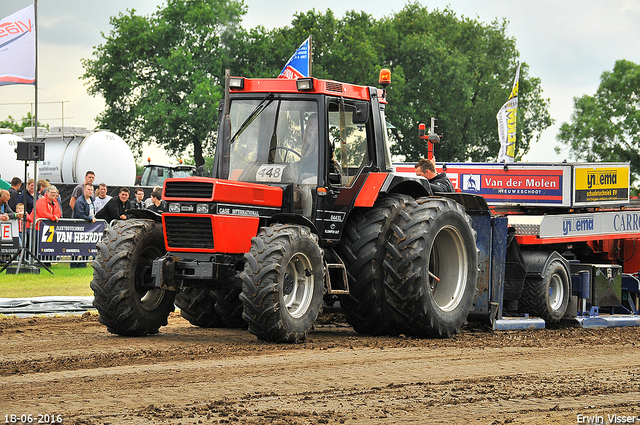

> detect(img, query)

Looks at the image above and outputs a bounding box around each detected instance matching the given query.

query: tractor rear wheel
[175,287,225,328]
[336,193,411,335]
[212,288,246,328]
[91,219,175,336]
[240,224,324,343]
[384,198,478,337]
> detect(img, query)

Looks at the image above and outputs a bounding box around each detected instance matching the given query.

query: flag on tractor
[496,62,521,163]
[0,4,36,86]
[278,36,312,79]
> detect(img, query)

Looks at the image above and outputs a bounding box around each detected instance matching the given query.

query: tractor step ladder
[326,260,349,295]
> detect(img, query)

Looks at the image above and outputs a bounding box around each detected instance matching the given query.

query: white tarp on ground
[0,296,94,317]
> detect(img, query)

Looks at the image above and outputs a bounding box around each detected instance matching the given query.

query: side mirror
[352,101,369,124]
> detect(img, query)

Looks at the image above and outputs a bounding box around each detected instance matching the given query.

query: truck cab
[139,162,197,187]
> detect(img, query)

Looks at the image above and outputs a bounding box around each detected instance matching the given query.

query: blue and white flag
[0,4,36,86]
[278,36,311,79]
[496,62,521,163]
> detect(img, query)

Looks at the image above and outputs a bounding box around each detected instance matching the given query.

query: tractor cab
[214,76,395,243]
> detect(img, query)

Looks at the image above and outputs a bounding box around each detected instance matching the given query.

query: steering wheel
[269,146,302,162]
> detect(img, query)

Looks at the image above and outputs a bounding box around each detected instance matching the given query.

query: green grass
[0,263,94,298]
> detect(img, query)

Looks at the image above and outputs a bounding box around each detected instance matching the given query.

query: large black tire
[519,259,570,325]
[240,224,324,343]
[335,193,411,335]
[176,287,246,328]
[175,287,226,328]
[384,198,478,337]
[212,288,247,328]
[91,219,175,336]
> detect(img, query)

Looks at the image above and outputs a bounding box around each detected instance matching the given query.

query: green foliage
[377,4,552,161]
[83,0,246,166]
[84,1,552,165]
[0,113,49,133]
[557,59,640,185]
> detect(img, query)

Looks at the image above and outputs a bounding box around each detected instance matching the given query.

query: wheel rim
[282,252,314,319]
[428,225,467,312]
[135,244,165,312]
[549,273,565,311]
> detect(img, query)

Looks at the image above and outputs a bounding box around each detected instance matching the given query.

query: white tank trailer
[0,126,136,186]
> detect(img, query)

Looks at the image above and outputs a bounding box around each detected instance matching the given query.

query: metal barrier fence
[0,218,108,264]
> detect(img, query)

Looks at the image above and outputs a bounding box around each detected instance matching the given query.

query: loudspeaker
[16,141,45,161]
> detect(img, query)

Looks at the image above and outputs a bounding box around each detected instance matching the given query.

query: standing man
[414,158,455,193]
[8,177,22,210]
[73,183,96,223]
[96,187,132,223]
[131,187,145,209]
[27,185,62,229]
[0,189,23,221]
[69,171,95,217]
[94,183,112,213]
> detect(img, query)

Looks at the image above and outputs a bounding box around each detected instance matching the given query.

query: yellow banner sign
[574,164,629,204]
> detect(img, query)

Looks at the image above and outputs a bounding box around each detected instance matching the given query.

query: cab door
[316,99,376,244]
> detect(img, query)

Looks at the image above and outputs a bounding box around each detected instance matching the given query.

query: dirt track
[1,312,639,425]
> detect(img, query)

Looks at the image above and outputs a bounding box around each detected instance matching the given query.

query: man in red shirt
[27,185,62,230]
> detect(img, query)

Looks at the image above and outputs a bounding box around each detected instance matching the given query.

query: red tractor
[90,70,481,342]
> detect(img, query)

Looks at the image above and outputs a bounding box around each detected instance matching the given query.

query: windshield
[228,99,319,184]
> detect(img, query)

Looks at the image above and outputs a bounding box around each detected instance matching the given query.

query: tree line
[81,0,553,167]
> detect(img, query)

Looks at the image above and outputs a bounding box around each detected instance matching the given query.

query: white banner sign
[0,4,36,86]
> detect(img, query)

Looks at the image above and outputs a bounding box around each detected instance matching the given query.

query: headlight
[196,204,209,214]
[296,78,314,91]
[169,203,180,213]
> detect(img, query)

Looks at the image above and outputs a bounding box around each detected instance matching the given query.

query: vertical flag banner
[0,4,36,86]
[278,36,312,79]
[496,62,521,163]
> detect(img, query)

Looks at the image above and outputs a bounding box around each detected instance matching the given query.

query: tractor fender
[382,174,432,199]
[267,213,319,236]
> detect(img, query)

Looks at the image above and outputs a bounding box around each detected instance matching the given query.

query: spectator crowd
[1,171,167,227]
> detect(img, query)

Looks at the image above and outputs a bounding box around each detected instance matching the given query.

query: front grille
[165,216,214,249]
[165,181,214,199]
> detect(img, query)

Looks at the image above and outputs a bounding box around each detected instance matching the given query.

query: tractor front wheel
[240,224,324,343]
[91,219,175,336]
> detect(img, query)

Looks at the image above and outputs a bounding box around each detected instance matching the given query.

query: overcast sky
[1,0,639,163]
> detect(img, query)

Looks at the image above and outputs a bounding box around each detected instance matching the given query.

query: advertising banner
[496,63,520,163]
[38,219,106,258]
[0,4,36,86]
[394,163,571,207]
[0,220,20,255]
[536,211,640,239]
[573,164,630,206]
